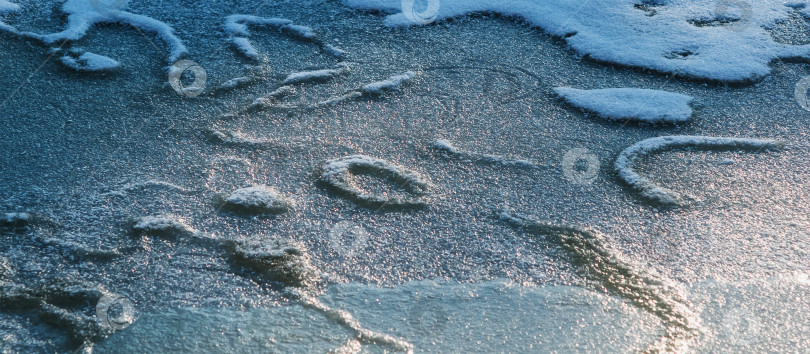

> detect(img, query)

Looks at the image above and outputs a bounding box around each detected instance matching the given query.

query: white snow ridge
[554,87,693,123]
[614,135,783,206]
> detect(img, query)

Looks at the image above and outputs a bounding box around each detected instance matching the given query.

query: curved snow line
[319,155,431,209]
[615,135,783,206]
[500,212,699,352]
[434,139,548,170]
[2,0,187,65]
[224,14,345,60]
[343,0,810,82]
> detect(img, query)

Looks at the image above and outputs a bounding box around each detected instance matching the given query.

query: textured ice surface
[344,0,810,82]
[554,87,693,123]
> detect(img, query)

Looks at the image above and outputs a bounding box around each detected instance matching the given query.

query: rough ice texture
[1,212,31,227]
[0,279,112,350]
[2,0,186,64]
[283,64,349,84]
[614,135,783,206]
[223,185,293,215]
[500,212,697,352]
[131,215,197,237]
[318,155,430,209]
[343,0,810,82]
[224,237,319,288]
[361,71,416,93]
[554,87,693,123]
[60,52,120,72]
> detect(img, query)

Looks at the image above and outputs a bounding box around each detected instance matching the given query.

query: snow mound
[60,52,120,72]
[500,212,697,352]
[223,185,294,215]
[319,155,431,209]
[224,237,319,288]
[434,139,546,169]
[283,63,349,84]
[361,71,416,93]
[554,87,693,123]
[131,215,197,238]
[615,135,783,206]
[343,0,810,82]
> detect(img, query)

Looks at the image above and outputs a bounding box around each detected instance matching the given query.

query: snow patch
[614,135,783,206]
[343,0,810,82]
[60,52,120,72]
[554,87,693,123]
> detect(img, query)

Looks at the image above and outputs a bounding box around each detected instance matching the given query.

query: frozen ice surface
[554,87,693,123]
[1,0,810,352]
